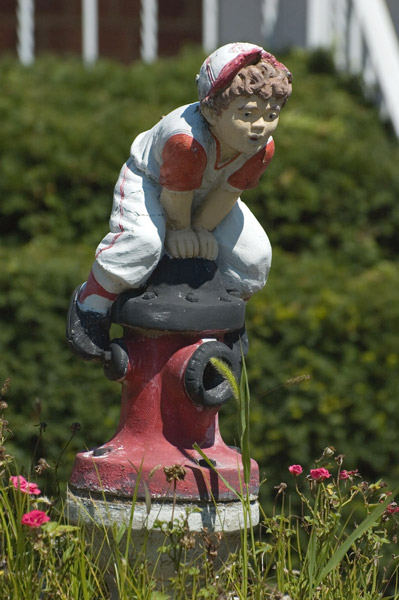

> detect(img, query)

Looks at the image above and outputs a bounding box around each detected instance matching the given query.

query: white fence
[16,0,219,66]
[306,0,399,137]
[15,0,399,137]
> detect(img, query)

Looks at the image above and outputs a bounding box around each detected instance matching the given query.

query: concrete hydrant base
[66,486,259,591]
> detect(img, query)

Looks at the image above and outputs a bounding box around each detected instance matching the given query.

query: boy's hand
[164,227,218,260]
[194,227,218,260]
[165,228,200,259]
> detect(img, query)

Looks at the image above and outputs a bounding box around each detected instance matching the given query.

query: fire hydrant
[66,256,259,574]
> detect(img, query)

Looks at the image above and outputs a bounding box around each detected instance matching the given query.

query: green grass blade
[315,487,399,587]
[192,442,241,500]
[239,352,251,486]
[210,351,252,486]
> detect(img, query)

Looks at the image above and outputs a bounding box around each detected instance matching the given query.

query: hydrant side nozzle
[103,338,129,382]
[184,341,241,408]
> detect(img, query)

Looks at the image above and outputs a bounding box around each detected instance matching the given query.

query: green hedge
[246,252,398,479]
[0,48,398,498]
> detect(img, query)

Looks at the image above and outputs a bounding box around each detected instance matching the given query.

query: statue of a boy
[67,43,292,361]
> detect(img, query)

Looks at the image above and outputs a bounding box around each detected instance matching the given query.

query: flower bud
[322,446,335,458]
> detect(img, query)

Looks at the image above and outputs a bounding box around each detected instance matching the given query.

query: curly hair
[201,59,292,116]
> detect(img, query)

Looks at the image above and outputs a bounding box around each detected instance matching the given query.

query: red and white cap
[197,42,287,102]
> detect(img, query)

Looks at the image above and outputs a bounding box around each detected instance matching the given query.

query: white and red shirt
[131,102,275,210]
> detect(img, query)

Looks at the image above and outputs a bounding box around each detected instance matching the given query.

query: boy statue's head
[197,43,292,157]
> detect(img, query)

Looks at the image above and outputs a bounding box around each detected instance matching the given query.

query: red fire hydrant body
[69,257,259,503]
[70,333,258,501]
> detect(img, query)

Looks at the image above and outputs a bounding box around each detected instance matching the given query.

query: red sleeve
[227,138,275,190]
[159,133,207,191]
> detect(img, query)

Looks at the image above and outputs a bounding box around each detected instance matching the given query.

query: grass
[1,371,399,599]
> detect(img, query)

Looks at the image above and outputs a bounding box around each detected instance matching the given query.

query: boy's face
[204,95,285,156]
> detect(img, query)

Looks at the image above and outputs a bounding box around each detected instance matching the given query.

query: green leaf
[41,521,59,533]
[314,487,399,587]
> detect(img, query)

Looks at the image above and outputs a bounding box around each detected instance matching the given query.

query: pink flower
[10,475,41,496]
[310,468,331,482]
[288,464,303,476]
[339,469,358,480]
[385,503,399,516]
[21,509,50,528]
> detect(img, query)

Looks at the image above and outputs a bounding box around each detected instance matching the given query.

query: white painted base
[66,487,259,531]
[66,487,259,597]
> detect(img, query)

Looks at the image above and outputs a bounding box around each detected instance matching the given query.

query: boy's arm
[160,186,240,261]
[160,188,200,258]
[192,187,240,231]
[160,187,193,229]
[192,187,240,260]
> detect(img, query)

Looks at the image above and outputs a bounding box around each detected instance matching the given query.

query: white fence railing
[16,0,34,66]
[15,0,399,137]
[82,0,98,65]
[306,0,399,138]
[16,0,218,66]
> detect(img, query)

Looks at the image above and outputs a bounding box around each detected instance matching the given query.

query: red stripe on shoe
[79,271,117,303]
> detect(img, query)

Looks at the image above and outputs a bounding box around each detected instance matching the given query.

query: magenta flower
[385,503,399,516]
[10,475,41,496]
[21,509,50,528]
[288,464,303,476]
[339,469,358,480]
[310,468,331,482]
